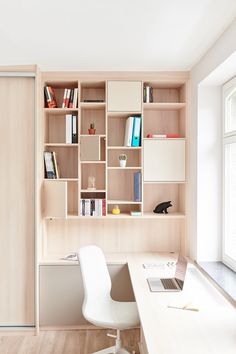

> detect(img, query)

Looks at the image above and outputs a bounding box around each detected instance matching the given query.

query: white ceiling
[0,0,236,71]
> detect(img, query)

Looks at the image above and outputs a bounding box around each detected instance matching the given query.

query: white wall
[197,87,222,261]
[190,19,236,260]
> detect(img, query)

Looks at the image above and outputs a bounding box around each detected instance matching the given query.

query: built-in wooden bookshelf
[42,78,187,220]
[40,73,189,264]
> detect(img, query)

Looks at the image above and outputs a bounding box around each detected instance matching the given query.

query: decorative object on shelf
[119,154,127,167]
[112,205,120,215]
[88,122,96,135]
[87,176,96,190]
[153,201,172,214]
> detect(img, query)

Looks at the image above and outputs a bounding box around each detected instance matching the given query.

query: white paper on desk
[143,262,175,270]
[168,299,199,312]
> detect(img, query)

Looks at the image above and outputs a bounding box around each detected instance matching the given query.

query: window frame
[222,76,236,272]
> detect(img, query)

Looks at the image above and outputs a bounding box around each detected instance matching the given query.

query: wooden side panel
[0,77,35,325]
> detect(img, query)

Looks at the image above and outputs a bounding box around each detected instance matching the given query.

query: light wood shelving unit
[40,72,189,263]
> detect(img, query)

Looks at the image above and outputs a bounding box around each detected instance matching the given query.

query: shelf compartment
[108,148,141,168]
[80,135,106,162]
[107,113,141,147]
[45,112,78,144]
[80,81,105,103]
[43,180,78,218]
[143,183,185,214]
[80,106,105,135]
[143,82,186,103]
[108,169,142,202]
[143,108,186,138]
[81,191,106,200]
[45,146,78,179]
[107,203,141,216]
[44,81,78,108]
[81,163,105,190]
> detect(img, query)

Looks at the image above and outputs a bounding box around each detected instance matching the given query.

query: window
[223,77,236,271]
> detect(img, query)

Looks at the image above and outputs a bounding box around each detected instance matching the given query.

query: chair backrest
[78,245,112,303]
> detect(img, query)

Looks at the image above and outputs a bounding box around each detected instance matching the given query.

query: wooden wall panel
[0,77,35,325]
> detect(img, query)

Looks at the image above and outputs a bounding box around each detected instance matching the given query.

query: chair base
[92,346,131,354]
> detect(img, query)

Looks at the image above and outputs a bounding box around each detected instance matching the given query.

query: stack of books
[124,116,142,147]
[134,171,142,202]
[143,85,153,103]
[80,199,106,216]
[44,151,59,179]
[62,88,78,108]
[44,86,57,108]
[66,114,78,143]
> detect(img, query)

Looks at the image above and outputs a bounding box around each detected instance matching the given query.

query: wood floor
[0,329,140,354]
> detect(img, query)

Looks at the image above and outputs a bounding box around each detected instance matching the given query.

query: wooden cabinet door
[107,81,142,112]
[0,76,35,325]
[43,181,67,218]
[144,139,186,182]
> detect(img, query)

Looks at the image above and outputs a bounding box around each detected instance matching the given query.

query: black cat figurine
[153,201,172,214]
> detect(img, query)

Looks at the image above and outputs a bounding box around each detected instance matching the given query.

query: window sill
[197,261,236,304]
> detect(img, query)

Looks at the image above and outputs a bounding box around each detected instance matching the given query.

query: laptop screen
[174,256,188,289]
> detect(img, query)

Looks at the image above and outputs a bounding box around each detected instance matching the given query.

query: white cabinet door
[43,181,67,218]
[107,81,142,112]
[144,139,185,182]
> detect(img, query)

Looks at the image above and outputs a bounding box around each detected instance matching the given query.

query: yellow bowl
[112,208,120,215]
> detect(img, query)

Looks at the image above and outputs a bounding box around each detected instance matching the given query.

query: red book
[48,86,57,108]
[166,134,180,138]
[69,89,74,108]
[102,199,106,216]
[62,89,67,108]
[65,89,71,108]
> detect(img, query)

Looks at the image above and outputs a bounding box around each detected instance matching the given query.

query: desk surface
[126,253,236,354]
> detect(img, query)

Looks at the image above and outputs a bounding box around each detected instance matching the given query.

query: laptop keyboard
[161,278,178,290]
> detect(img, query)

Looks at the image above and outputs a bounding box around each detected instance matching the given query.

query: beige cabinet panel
[39,264,134,326]
[80,135,100,161]
[144,139,185,182]
[0,76,35,325]
[107,81,142,112]
[43,181,67,218]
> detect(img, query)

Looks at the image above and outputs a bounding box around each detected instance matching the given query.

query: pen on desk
[168,303,199,312]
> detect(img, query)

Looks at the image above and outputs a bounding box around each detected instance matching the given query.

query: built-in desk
[126,253,236,354]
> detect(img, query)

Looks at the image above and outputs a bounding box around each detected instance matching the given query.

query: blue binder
[134,171,142,202]
[131,117,141,146]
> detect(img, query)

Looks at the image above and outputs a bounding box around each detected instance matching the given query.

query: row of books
[143,85,153,103]
[62,88,78,108]
[44,86,78,108]
[134,171,142,202]
[44,151,59,179]
[124,116,142,147]
[80,199,106,216]
[66,114,78,144]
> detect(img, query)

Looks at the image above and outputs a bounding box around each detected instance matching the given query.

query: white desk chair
[78,245,140,354]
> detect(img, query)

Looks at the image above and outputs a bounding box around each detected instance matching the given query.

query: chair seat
[84,298,140,330]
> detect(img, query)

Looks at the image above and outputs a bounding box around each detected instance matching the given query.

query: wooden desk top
[127,253,236,354]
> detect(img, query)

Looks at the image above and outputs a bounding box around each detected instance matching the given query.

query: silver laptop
[147,256,188,292]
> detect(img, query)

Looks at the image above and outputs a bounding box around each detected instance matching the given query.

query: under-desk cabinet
[39,264,134,326]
